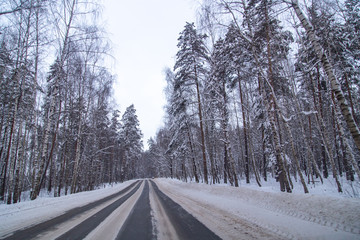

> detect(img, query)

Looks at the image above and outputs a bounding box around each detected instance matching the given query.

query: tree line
[147,0,360,193]
[0,0,143,204]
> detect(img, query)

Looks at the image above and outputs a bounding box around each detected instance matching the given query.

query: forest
[0,0,359,205]
[147,0,360,194]
[0,0,144,204]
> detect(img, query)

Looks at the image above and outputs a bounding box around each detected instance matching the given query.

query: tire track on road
[116,181,153,240]
[84,181,145,240]
[3,181,139,240]
[55,181,142,240]
[150,180,221,240]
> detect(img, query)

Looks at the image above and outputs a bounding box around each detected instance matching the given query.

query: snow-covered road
[0,180,218,240]
[155,178,360,240]
[0,178,359,240]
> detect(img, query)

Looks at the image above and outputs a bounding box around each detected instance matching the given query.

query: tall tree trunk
[262,125,267,181]
[194,66,208,184]
[13,123,28,203]
[232,94,244,181]
[313,113,343,192]
[186,123,199,183]
[247,107,261,187]
[29,0,40,198]
[18,127,30,203]
[31,88,57,200]
[332,106,343,177]
[316,67,329,178]
[290,69,323,184]
[221,81,238,187]
[344,73,358,126]
[282,116,309,193]
[260,74,292,192]
[265,1,291,192]
[7,118,22,204]
[308,73,342,192]
[71,113,82,194]
[57,140,68,197]
[45,103,61,194]
[205,122,217,184]
[238,76,250,184]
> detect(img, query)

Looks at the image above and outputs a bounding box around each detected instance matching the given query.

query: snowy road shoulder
[0,180,137,238]
[155,178,360,240]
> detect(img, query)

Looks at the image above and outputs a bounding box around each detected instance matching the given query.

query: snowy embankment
[155,178,360,240]
[0,180,136,237]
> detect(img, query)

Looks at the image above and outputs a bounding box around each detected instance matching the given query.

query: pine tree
[109,110,121,183]
[119,105,143,181]
[168,74,199,182]
[174,22,210,184]
[209,38,238,186]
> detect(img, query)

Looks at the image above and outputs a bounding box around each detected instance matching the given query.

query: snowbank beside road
[0,180,136,238]
[155,178,360,240]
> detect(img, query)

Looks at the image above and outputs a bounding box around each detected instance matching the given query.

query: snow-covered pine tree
[119,105,143,181]
[209,38,238,186]
[174,22,210,184]
[167,66,200,182]
[244,0,294,192]
[109,110,122,183]
[290,0,360,162]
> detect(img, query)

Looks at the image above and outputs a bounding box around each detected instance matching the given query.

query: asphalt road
[4,181,140,240]
[2,180,220,240]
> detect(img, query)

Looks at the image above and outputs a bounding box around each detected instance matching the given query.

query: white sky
[102,0,197,149]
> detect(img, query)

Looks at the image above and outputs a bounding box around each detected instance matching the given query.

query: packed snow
[155,177,360,239]
[0,180,136,238]
[0,177,359,239]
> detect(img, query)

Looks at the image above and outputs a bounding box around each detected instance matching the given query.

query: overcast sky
[102,0,197,149]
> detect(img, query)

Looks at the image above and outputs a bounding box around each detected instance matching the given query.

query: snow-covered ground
[0,177,359,239]
[155,178,360,240]
[0,180,136,238]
